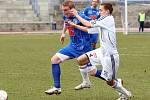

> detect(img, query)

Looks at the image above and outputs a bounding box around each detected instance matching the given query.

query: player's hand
[60,33,66,44]
[67,21,76,27]
[64,20,69,26]
[70,9,78,16]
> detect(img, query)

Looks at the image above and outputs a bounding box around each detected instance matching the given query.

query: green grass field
[0,33,150,100]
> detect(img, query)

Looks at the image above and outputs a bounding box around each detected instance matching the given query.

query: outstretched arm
[67,21,88,32]
[70,9,92,28]
[67,21,99,34]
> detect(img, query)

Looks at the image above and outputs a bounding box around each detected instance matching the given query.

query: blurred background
[0,0,149,32]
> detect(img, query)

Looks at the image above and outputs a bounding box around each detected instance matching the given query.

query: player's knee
[77,54,89,66]
[88,71,95,76]
[77,58,84,66]
[51,55,61,64]
[88,69,97,76]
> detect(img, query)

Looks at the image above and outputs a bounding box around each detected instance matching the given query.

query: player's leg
[74,45,96,90]
[75,48,109,90]
[45,46,71,95]
[139,22,140,32]
[83,48,105,80]
[101,54,132,99]
[107,79,132,100]
[141,21,144,32]
[139,21,142,32]
[77,48,105,80]
[45,53,70,95]
[73,51,91,90]
[75,66,91,90]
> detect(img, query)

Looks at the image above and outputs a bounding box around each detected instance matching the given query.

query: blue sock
[95,70,102,78]
[95,70,105,80]
[52,64,61,88]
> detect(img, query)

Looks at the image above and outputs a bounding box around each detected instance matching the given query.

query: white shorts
[56,53,70,62]
[85,48,119,81]
[56,53,96,71]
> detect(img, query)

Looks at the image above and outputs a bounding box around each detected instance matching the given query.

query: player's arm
[68,21,99,34]
[67,21,87,32]
[70,9,92,28]
[71,9,112,30]
[71,9,106,29]
[62,22,67,36]
[60,22,67,44]
[82,7,88,16]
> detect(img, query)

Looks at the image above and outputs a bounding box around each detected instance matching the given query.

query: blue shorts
[91,34,98,43]
[58,44,92,59]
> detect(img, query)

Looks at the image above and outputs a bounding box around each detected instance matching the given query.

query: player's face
[62,6,72,17]
[91,1,98,8]
[99,5,109,16]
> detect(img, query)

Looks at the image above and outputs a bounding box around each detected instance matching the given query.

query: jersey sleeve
[78,12,91,21]
[87,27,99,34]
[90,16,113,30]
[82,7,88,16]
[90,18,106,28]
[90,16,115,33]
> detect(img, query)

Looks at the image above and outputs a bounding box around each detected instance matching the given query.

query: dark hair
[101,3,113,14]
[62,1,75,9]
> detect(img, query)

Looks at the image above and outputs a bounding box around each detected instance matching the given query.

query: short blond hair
[62,1,75,9]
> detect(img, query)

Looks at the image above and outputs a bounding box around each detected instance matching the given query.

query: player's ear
[106,10,109,15]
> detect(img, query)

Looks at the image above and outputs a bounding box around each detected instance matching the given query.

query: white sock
[113,79,131,97]
[79,67,90,83]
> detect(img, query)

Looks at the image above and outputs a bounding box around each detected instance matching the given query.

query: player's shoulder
[105,16,115,25]
[78,11,85,17]
[78,11,91,21]
[102,15,114,21]
[85,6,91,10]
[83,6,91,12]
[107,16,114,21]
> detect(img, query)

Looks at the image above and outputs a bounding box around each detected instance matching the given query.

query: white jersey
[87,15,118,55]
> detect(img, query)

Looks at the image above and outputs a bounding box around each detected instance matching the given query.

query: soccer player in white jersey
[68,3,132,100]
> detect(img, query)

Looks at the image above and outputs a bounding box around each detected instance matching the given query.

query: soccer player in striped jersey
[45,1,96,95]
[82,0,100,49]
[68,3,132,100]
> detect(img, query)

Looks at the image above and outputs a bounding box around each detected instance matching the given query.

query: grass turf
[0,33,150,100]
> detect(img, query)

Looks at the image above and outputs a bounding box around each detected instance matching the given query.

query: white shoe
[117,93,128,100]
[74,82,91,90]
[45,87,61,95]
[115,79,132,98]
[117,91,132,100]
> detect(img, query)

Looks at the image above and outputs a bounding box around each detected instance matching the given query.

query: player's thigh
[85,48,102,66]
[55,53,70,62]
[52,45,73,63]
[100,54,119,81]
[113,54,119,73]
[77,54,89,66]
